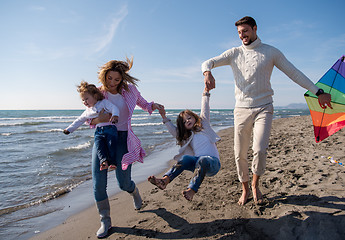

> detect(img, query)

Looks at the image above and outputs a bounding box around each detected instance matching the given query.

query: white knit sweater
[202,37,319,108]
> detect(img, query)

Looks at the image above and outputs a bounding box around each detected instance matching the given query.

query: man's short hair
[235,16,257,28]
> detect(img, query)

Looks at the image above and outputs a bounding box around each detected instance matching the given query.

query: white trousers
[234,103,273,183]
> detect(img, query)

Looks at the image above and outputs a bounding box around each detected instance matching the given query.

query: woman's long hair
[98,57,139,93]
[176,110,202,146]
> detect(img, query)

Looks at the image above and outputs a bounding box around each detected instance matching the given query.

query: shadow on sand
[107,194,345,239]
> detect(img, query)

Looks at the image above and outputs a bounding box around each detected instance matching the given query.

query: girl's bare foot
[148,176,168,190]
[182,188,195,201]
[252,186,263,205]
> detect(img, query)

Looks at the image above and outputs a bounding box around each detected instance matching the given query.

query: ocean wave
[131,117,150,121]
[1,133,12,136]
[132,122,163,127]
[2,127,90,136]
[152,130,169,134]
[0,116,79,121]
[24,128,65,134]
[0,121,51,127]
[47,141,92,158]
[65,141,92,151]
[0,181,83,217]
[0,129,64,137]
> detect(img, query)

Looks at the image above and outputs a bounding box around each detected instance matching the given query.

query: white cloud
[21,42,76,60]
[92,4,128,54]
[30,6,46,11]
[19,4,129,61]
[140,64,202,83]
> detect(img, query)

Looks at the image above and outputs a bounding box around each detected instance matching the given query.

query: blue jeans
[164,155,221,193]
[92,131,135,202]
[94,125,118,166]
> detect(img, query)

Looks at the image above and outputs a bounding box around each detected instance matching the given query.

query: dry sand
[31,115,345,240]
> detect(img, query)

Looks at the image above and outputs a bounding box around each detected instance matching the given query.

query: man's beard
[243,38,254,45]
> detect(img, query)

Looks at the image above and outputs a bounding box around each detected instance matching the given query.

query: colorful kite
[304,55,345,142]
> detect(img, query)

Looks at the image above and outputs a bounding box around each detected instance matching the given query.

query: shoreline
[8,141,178,240]
[32,115,345,239]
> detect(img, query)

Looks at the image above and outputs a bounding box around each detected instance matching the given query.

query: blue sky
[0,0,344,110]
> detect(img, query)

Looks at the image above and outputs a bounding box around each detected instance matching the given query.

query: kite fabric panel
[304,55,345,143]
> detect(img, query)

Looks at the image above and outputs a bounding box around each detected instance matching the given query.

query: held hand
[100,161,109,171]
[98,109,111,123]
[158,105,166,119]
[203,71,215,91]
[109,164,117,170]
[110,115,119,124]
[152,103,164,111]
[318,93,333,109]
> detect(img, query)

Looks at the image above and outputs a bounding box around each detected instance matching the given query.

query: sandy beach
[31,115,345,240]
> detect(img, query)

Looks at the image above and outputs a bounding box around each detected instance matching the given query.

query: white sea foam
[131,117,150,120]
[65,141,91,150]
[0,116,79,121]
[34,128,65,133]
[132,122,163,127]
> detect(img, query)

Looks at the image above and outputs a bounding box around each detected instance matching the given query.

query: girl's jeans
[94,125,118,166]
[92,131,135,202]
[164,155,220,193]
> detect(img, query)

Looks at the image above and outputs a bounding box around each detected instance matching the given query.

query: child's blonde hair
[77,81,104,101]
[176,110,202,146]
[98,57,139,93]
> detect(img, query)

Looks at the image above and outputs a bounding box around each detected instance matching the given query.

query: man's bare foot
[238,190,250,205]
[182,188,195,201]
[238,182,250,205]
[148,176,168,190]
[252,186,263,205]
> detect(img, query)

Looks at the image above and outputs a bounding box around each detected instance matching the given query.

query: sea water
[0,108,309,239]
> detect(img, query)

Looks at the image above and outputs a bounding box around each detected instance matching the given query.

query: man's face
[237,24,257,45]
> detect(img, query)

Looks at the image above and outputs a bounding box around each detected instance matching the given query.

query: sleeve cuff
[162,118,171,124]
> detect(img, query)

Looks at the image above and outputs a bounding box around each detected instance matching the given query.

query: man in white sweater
[202,16,332,205]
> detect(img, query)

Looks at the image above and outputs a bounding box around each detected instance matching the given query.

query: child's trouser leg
[188,156,220,193]
[104,125,118,166]
[94,127,108,166]
[164,155,198,182]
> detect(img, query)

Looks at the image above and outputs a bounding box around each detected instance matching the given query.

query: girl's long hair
[98,57,139,93]
[77,81,104,101]
[176,110,202,146]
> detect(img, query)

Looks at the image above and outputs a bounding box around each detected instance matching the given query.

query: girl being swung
[148,88,221,201]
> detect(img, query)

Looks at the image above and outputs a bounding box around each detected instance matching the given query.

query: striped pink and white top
[101,84,153,170]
